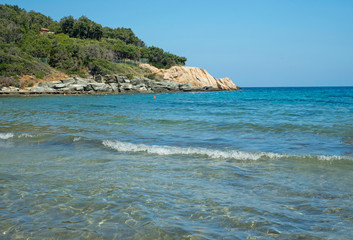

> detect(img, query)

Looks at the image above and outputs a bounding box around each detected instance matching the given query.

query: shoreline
[1,74,240,96]
[0,88,223,96]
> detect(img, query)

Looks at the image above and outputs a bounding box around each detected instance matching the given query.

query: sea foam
[0,133,14,140]
[102,140,352,161]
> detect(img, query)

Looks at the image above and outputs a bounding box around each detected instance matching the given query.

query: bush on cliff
[0,43,50,77]
[0,4,187,83]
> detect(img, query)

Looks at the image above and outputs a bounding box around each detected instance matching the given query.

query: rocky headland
[139,64,239,91]
[0,65,240,95]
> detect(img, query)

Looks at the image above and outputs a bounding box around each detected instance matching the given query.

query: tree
[60,16,74,36]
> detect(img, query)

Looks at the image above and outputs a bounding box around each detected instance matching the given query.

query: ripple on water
[1,89,353,239]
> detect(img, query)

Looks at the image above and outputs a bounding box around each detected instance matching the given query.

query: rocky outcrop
[1,66,240,94]
[7,75,215,94]
[140,64,240,90]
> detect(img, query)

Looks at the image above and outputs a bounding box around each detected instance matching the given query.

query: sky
[2,0,353,87]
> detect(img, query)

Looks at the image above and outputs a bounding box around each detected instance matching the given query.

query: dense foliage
[0,4,187,82]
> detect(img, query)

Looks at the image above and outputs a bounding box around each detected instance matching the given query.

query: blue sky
[3,0,353,87]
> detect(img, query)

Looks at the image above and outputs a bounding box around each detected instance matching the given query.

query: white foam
[19,133,34,138]
[102,140,353,161]
[102,140,282,160]
[0,133,14,140]
[73,137,81,142]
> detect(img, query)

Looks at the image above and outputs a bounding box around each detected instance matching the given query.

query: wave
[0,133,39,140]
[19,133,35,138]
[0,133,14,139]
[102,140,353,161]
[73,137,82,142]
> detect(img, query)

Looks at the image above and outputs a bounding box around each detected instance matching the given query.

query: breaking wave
[102,140,353,161]
[19,133,35,138]
[0,133,14,139]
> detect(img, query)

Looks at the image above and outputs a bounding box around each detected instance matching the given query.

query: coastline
[0,73,241,96]
[0,88,222,96]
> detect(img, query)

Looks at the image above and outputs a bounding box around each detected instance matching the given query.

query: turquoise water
[0,87,353,239]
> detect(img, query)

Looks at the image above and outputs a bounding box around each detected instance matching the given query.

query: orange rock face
[140,64,240,90]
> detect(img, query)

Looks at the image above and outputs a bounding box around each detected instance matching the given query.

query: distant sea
[1,87,352,239]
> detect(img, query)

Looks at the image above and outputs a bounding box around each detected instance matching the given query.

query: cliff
[140,64,240,90]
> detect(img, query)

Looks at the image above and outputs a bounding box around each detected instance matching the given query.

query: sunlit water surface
[1,87,353,239]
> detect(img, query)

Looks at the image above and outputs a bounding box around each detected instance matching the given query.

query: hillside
[0,4,187,88]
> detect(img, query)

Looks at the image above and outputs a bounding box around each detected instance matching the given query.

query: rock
[103,75,117,83]
[202,86,216,91]
[23,67,238,94]
[74,85,84,91]
[61,78,75,85]
[217,77,241,90]
[94,75,103,83]
[66,84,85,91]
[30,86,54,92]
[36,81,60,88]
[140,64,240,90]
[115,75,128,83]
[120,83,133,91]
[163,80,180,90]
[84,84,93,91]
[90,83,109,91]
[109,83,119,92]
[137,86,148,92]
[73,78,90,86]
[179,83,194,91]
[53,84,66,89]
[142,79,154,88]
[150,82,169,91]
[130,78,141,85]
[131,83,148,92]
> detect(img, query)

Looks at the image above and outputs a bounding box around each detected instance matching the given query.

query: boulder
[90,83,109,91]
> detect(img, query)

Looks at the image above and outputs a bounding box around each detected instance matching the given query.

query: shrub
[126,73,133,79]
[145,73,156,79]
[0,76,13,88]
[35,73,44,79]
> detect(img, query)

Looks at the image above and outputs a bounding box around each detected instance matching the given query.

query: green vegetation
[0,4,187,86]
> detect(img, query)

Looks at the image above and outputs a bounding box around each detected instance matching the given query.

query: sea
[0,87,352,239]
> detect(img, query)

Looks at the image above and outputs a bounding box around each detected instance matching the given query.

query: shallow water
[1,87,353,239]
